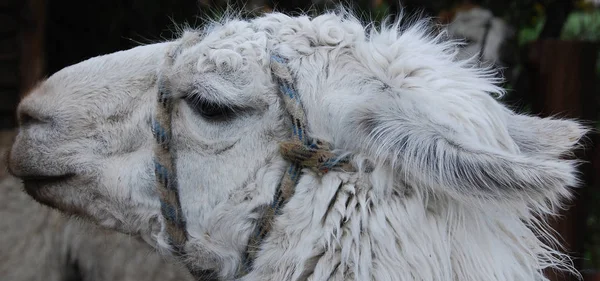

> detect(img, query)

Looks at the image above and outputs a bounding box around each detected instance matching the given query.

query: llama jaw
[9,131,143,232]
[17,170,140,234]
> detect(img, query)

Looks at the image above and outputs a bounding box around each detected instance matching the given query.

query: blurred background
[0,0,599,280]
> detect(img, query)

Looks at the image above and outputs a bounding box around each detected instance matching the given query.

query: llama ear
[347,96,583,203]
[508,114,589,158]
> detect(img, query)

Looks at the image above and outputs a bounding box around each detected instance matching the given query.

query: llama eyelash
[184,95,239,121]
[184,93,259,123]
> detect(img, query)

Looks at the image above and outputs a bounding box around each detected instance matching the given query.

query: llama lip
[21,175,80,213]
[21,174,76,209]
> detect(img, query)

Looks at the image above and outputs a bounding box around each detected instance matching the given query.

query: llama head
[8,10,587,279]
[446,7,515,64]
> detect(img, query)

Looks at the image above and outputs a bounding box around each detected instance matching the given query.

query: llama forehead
[33,42,170,113]
[183,20,269,66]
[166,27,273,108]
[194,13,364,61]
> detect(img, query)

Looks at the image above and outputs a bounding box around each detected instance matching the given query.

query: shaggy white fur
[8,9,587,281]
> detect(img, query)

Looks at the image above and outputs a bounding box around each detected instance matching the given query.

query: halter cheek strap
[153,78,187,252]
[153,70,217,279]
[238,55,355,276]
[152,52,354,280]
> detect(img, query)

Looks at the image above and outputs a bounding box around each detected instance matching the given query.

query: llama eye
[185,96,236,121]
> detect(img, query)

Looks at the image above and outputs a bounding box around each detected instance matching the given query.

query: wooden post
[526,39,599,281]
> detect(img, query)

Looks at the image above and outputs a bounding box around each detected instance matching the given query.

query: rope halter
[152,51,354,280]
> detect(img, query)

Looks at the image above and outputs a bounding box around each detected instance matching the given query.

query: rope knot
[279,140,355,175]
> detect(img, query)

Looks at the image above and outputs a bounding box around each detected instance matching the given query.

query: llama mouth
[21,174,75,186]
[21,174,76,196]
[21,174,77,210]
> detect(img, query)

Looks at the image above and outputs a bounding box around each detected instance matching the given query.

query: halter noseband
[152,53,354,280]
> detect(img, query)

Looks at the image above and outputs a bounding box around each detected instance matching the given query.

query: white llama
[7,9,586,281]
[446,7,514,65]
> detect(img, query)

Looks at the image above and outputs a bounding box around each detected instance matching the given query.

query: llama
[0,130,194,281]
[7,9,587,281]
[445,7,514,65]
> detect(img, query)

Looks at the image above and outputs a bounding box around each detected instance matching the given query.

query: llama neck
[235,169,568,281]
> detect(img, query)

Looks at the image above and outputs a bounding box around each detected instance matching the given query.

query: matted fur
[8,8,587,281]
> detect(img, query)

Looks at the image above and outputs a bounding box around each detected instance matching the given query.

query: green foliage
[561,9,600,41]
[518,17,546,46]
